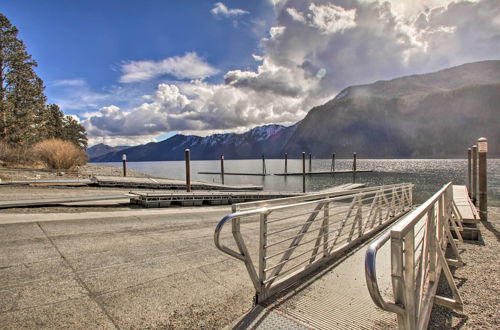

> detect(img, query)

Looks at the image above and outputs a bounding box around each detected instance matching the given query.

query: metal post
[122,154,127,177]
[185,149,191,192]
[478,137,488,221]
[309,153,312,173]
[220,155,224,185]
[471,145,478,204]
[302,152,306,193]
[353,152,357,183]
[284,153,288,174]
[467,148,472,198]
[262,154,266,175]
[331,153,335,176]
[258,212,268,300]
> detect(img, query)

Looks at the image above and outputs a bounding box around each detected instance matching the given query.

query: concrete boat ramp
[0,183,365,209]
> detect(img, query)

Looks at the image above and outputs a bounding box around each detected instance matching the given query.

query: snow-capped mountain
[90,124,297,161]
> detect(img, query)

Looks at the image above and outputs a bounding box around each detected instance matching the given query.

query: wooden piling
[262,154,266,175]
[302,152,306,193]
[478,137,488,220]
[472,145,478,204]
[185,149,191,192]
[284,153,288,174]
[122,154,127,177]
[467,148,472,198]
[220,155,224,185]
[352,152,357,183]
[331,153,335,176]
[309,153,312,172]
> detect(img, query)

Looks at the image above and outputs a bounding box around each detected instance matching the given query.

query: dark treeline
[0,13,87,149]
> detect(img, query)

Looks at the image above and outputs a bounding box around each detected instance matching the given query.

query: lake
[95,158,500,205]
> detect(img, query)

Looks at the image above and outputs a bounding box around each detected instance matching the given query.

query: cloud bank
[83,0,500,146]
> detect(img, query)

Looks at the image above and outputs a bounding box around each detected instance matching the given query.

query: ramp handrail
[232,183,411,212]
[215,183,414,303]
[365,182,464,330]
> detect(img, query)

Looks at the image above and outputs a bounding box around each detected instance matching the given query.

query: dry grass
[33,139,87,169]
[0,142,33,166]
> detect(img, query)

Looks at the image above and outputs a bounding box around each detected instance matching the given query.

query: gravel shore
[429,207,500,329]
[0,163,150,181]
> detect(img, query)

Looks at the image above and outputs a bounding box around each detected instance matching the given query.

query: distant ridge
[89,60,500,161]
[87,144,130,159]
[90,124,297,161]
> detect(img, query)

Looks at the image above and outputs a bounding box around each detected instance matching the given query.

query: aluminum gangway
[214,183,414,328]
[365,182,467,330]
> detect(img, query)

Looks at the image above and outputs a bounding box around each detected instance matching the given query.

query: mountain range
[89,60,500,161]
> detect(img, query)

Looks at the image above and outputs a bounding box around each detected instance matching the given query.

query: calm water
[96,159,500,205]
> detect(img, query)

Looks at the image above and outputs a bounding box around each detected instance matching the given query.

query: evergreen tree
[0,13,47,145]
[41,103,65,139]
[0,13,88,151]
[62,115,88,149]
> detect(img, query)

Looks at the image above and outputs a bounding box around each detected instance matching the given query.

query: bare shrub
[34,139,87,169]
[0,142,34,166]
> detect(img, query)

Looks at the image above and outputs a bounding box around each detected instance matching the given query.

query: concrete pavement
[0,207,259,329]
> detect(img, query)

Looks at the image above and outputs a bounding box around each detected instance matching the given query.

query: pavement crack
[35,222,121,330]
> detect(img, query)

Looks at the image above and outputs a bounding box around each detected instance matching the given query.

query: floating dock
[0,194,133,209]
[130,191,303,207]
[0,178,93,185]
[274,170,373,176]
[92,176,263,190]
[453,185,480,222]
[198,171,270,176]
[130,183,366,208]
[0,176,263,190]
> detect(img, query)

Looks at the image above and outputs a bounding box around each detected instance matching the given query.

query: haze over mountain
[87,144,130,159]
[90,60,500,161]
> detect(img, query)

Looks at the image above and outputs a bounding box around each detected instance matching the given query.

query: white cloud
[51,78,109,111]
[269,26,286,38]
[88,135,158,148]
[211,2,249,18]
[119,52,218,83]
[52,79,86,87]
[287,3,357,34]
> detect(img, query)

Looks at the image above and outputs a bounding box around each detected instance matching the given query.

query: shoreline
[0,163,151,182]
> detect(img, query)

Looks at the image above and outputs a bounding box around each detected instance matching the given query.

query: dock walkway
[234,227,398,329]
[0,176,263,191]
[0,194,132,209]
[274,170,373,176]
[0,183,365,210]
[130,183,365,208]
[92,176,263,190]
[453,185,480,222]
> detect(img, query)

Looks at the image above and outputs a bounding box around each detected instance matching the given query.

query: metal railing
[231,184,407,212]
[365,182,464,330]
[215,183,414,303]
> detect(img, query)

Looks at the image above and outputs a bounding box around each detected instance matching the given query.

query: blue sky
[1,0,499,146]
[2,1,272,108]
